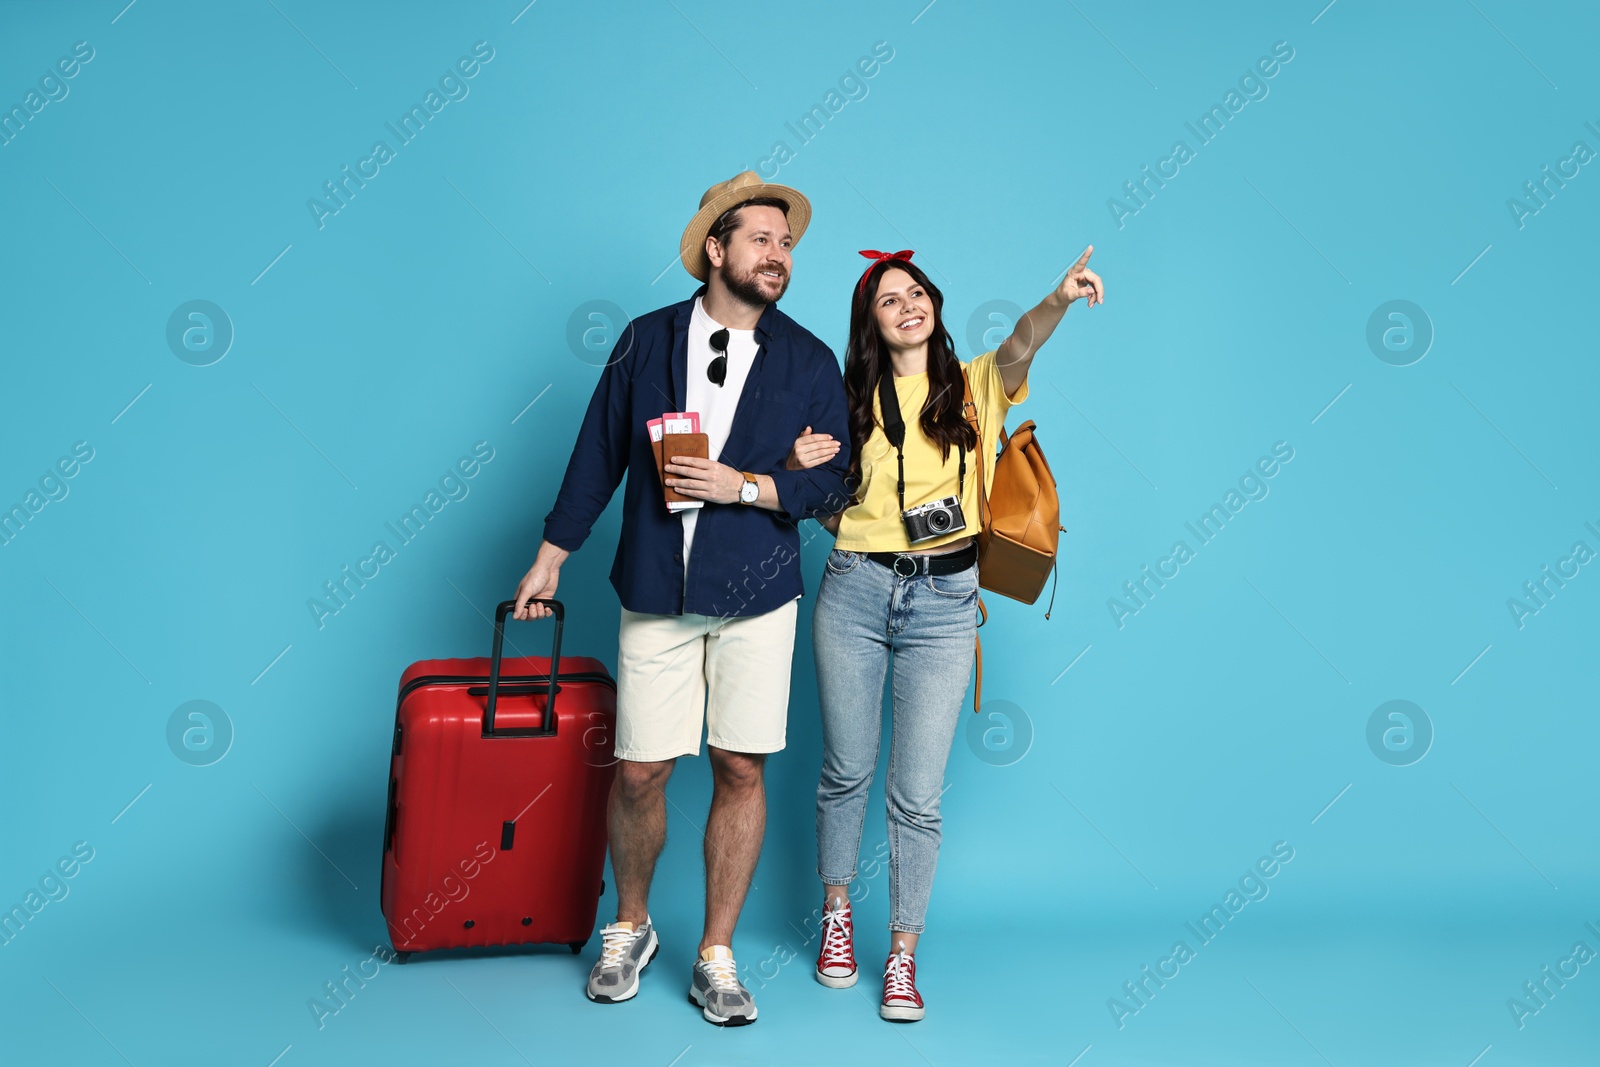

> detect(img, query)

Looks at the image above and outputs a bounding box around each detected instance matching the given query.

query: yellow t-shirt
[834,350,1029,552]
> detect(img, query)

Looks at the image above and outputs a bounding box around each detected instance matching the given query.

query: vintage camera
[902,495,967,545]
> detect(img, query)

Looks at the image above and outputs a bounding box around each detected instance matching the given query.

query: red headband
[857,248,914,297]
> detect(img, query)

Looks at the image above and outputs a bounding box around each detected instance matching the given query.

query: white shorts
[614,598,798,762]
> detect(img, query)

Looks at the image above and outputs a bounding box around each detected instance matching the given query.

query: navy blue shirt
[542,288,852,618]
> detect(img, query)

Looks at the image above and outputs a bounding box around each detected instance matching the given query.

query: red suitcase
[381,599,617,961]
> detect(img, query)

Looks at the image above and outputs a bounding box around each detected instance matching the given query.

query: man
[512,171,851,1026]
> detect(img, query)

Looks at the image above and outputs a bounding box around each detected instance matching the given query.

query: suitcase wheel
[569,940,587,954]
[393,951,411,965]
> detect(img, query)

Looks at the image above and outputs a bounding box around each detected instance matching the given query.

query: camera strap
[877,370,964,514]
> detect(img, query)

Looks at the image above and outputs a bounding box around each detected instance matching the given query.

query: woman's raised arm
[995,244,1104,397]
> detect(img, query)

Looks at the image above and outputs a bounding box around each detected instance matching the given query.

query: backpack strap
[963,370,990,714]
[973,595,987,713]
[960,369,990,529]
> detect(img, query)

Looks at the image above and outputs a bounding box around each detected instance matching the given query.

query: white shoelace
[820,905,853,965]
[884,950,917,1000]
[598,924,640,968]
[701,954,742,992]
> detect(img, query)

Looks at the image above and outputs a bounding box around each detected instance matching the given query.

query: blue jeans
[812,547,979,933]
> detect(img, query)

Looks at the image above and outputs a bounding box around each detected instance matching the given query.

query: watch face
[741,481,758,503]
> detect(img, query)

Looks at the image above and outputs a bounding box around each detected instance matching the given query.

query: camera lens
[928,509,951,532]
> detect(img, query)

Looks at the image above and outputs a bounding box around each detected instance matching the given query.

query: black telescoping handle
[484,598,563,736]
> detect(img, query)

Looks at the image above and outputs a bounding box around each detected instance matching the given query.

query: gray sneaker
[585,918,658,1003]
[688,945,757,1026]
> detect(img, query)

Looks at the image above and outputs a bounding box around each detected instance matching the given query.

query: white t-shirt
[681,297,759,576]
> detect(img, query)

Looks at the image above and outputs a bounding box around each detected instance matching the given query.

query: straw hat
[679,170,812,281]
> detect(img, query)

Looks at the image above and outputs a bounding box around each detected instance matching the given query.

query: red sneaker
[814,900,857,988]
[880,947,924,1021]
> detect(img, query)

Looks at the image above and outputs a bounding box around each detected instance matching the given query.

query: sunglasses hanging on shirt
[708,328,729,386]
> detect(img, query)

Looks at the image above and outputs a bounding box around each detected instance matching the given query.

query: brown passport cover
[653,432,710,504]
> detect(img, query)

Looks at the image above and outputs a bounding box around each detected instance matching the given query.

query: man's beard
[720,259,789,307]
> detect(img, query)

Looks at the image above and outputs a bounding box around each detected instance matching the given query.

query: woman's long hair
[843,258,977,497]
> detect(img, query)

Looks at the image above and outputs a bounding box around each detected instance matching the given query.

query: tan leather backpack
[962,371,1065,711]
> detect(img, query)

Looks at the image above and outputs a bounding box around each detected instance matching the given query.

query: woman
[788,245,1103,1022]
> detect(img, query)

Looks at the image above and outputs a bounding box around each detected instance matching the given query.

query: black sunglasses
[708,328,728,386]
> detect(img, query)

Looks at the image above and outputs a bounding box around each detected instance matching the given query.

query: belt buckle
[892,554,918,578]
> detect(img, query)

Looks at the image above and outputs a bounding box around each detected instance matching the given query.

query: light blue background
[2,1,1596,1064]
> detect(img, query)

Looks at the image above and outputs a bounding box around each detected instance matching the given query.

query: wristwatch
[738,471,759,505]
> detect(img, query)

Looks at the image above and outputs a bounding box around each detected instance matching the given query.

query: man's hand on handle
[513,540,571,620]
